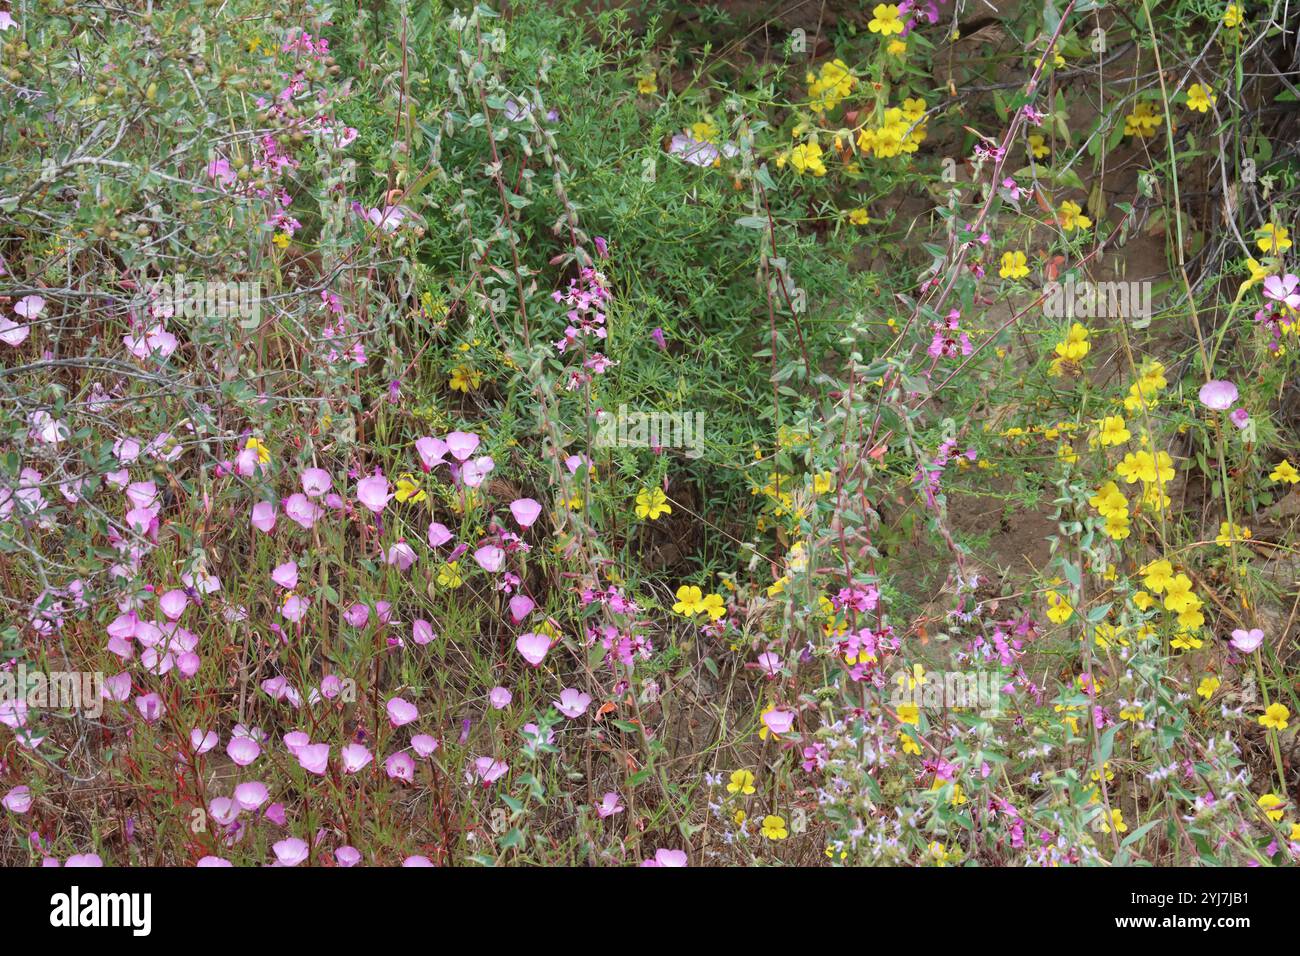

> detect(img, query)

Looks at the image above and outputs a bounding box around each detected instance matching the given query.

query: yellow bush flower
[1215,521,1251,546]
[1162,574,1197,614]
[1108,519,1138,548]
[1186,83,1215,112]
[1270,459,1299,484]
[1116,450,1175,486]
[436,561,463,588]
[1139,559,1174,593]
[1094,623,1128,649]
[1090,481,1129,520]
[634,486,672,520]
[394,473,427,504]
[672,585,705,616]
[1054,323,1091,363]
[1097,416,1131,447]
[807,58,855,113]
[868,3,905,36]
[449,365,482,392]
[1045,589,1073,624]
[1258,793,1286,822]
[999,251,1030,279]
[1241,257,1271,295]
[244,437,271,465]
[699,592,727,621]
[1028,133,1050,158]
[789,142,827,176]
[1260,703,1290,731]
[761,815,788,840]
[1256,224,1292,254]
[1099,808,1128,833]
[1123,101,1164,138]
[726,769,756,795]
[1058,200,1093,232]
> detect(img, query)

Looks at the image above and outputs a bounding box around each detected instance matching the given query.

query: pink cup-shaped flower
[227,735,261,767]
[427,521,453,548]
[411,734,440,757]
[297,743,330,775]
[516,632,551,666]
[387,541,416,571]
[281,593,310,623]
[335,846,362,867]
[644,848,688,867]
[489,686,513,710]
[508,594,535,624]
[272,561,298,590]
[1198,380,1238,411]
[341,743,374,774]
[461,456,495,488]
[356,474,391,513]
[209,797,239,827]
[158,589,188,620]
[509,498,542,529]
[553,688,592,719]
[762,708,795,738]
[283,493,322,529]
[2,785,33,814]
[234,782,269,811]
[301,468,332,497]
[1230,628,1265,653]
[469,756,509,785]
[251,501,277,533]
[386,751,415,782]
[596,792,624,818]
[273,837,309,867]
[387,696,419,727]
[102,672,132,702]
[445,431,480,461]
[473,545,504,573]
[135,693,164,723]
[412,619,435,645]
[415,436,448,471]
